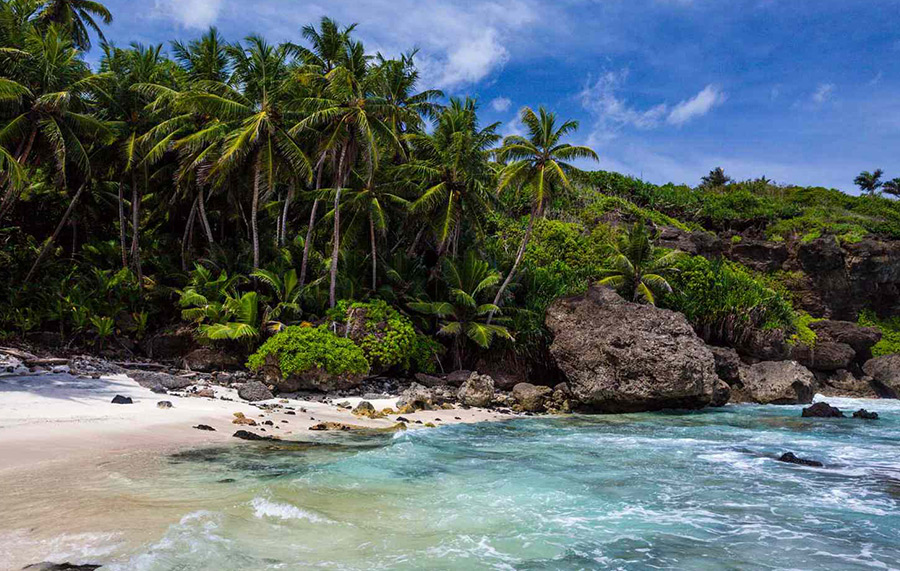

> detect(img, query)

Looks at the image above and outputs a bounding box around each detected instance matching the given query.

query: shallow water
[7,396,900,570]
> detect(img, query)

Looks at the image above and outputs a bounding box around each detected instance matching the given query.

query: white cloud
[666,84,725,125]
[869,72,883,87]
[491,96,513,112]
[501,107,528,137]
[155,0,223,29]
[812,83,835,104]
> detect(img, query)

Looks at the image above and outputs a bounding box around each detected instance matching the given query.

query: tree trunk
[130,173,143,287]
[279,182,295,247]
[300,159,326,288]
[181,196,199,271]
[405,226,424,257]
[25,184,86,283]
[117,179,128,268]
[0,127,37,222]
[198,186,215,246]
[370,213,377,291]
[329,145,348,309]
[251,151,261,270]
[488,208,537,324]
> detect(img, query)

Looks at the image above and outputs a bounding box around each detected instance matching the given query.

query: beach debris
[22,562,101,570]
[778,452,824,467]
[233,430,277,441]
[157,400,173,409]
[336,400,353,409]
[193,388,215,398]
[238,380,274,402]
[232,412,257,426]
[111,395,133,404]
[853,409,879,420]
[194,424,216,431]
[801,402,844,418]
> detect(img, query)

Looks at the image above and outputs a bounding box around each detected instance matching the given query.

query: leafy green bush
[858,310,900,357]
[247,325,369,377]
[328,299,422,372]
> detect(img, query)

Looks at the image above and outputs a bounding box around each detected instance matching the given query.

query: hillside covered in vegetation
[2,0,900,379]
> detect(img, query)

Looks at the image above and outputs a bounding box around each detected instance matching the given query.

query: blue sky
[96,0,900,192]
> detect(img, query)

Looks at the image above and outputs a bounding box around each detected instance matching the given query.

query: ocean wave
[250,497,333,524]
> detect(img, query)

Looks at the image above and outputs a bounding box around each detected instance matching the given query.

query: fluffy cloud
[667,84,726,125]
[491,97,513,112]
[812,83,835,104]
[154,0,223,29]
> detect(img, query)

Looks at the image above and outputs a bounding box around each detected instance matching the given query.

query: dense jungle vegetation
[2,0,900,375]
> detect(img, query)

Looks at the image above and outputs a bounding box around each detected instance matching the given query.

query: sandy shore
[0,370,509,471]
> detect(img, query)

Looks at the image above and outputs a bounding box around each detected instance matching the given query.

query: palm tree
[883,178,900,199]
[403,98,499,259]
[854,169,884,195]
[701,167,731,188]
[409,251,513,368]
[297,38,402,308]
[250,267,302,332]
[489,106,598,319]
[597,222,683,305]
[171,27,231,84]
[183,35,312,270]
[36,0,112,51]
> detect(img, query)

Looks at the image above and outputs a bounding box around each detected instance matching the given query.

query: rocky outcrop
[545,287,719,413]
[512,383,552,412]
[809,320,882,362]
[853,409,879,420]
[778,452,823,467]
[732,360,816,404]
[398,383,435,410]
[790,341,856,372]
[711,379,731,407]
[709,346,741,385]
[127,370,193,391]
[656,226,725,258]
[182,347,241,372]
[729,239,789,273]
[457,373,495,407]
[259,354,365,392]
[863,354,900,398]
[802,402,844,418]
[814,369,880,398]
[238,380,274,402]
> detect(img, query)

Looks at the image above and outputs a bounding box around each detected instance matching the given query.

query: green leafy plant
[328,299,421,372]
[247,325,369,377]
[90,316,115,350]
[859,310,900,357]
[597,222,683,305]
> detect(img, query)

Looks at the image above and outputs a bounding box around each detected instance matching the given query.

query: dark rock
[711,379,731,407]
[732,360,816,404]
[657,226,725,258]
[183,347,240,372]
[445,370,473,386]
[809,320,882,361]
[545,286,719,413]
[852,409,879,420]
[863,354,900,398]
[150,385,168,394]
[801,402,844,418]
[396,416,410,423]
[413,373,445,388]
[238,380,274,402]
[729,239,789,273]
[511,383,551,412]
[140,326,196,360]
[156,400,173,409]
[814,369,879,398]
[233,430,274,441]
[791,341,856,372]
[22,564,102,570]
[193,424,216,431]
[111,394,133,404]
[456,373,495,408]
[128,370,193,390]
[709,346,742,385]
[777,452,823,467]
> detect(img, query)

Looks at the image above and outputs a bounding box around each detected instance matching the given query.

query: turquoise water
[98,397,899,569]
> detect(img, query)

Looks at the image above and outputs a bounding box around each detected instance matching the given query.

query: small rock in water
[111,395,133,405]
[396,416,410,423]
[22,563,102,570]
[157,400,173,409]
[778,452,824,467]
[193,424,216,431]
[852,409,879,420]
[233,430,275,441]
[801,402,844,418]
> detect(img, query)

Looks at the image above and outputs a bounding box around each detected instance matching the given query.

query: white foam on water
[250,497,332,524]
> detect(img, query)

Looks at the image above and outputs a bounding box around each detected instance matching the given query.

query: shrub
[327,299,421,372]
[858,310,900,357]
[247,325,369,377]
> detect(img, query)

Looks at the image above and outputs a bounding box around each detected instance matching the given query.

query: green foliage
[858,310,900,357]
[247,325,369,378]
[790,313,820,347]
[178,265,259,341]
[597,222,684,305]
[327,299,422,372]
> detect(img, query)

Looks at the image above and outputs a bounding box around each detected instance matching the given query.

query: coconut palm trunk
[279,182,294,247]
[251,150,262,270]
[198,186,214,246]
[488,205,537,324]
[181,196,199,271]
[369,213,377,290]
[25,183,87,283]
[130,173,143,286]
[300,158,326,288]
[329,145,348,308]
[117,179,128,268]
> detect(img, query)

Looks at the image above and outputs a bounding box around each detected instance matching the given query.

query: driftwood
[115,361,168,371]
[0,347,38,361]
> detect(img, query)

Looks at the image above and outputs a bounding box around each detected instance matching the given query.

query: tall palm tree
[183,35,312,270]
[489,106,598,319]
[883,178,900,199]
[597,222,683,305]
[701,167,731,188]
[36,0,112,51]
[297,39,402,307]
[403,98,499,259]
[854,169,884,195]
[171,27,231,84]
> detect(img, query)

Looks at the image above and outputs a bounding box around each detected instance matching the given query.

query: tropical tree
[250,267,302,331]
[409,251,513,368]
[489,106,598,319]
[701,167,731,188]
[854,169,884,195]
[36,0,112,51]
[597,222,683,305]
[883,178,900,199]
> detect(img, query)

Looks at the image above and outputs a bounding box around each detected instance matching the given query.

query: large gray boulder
[790,341,856,372]
[127,370,192,390]
[863,354,900,398]
[733,360,816,404]
[238,380,274,402]
[809,320,881,360]
[512,382,552,412]
[397,383,435,410]
[545,286,719,413]
[457,372,495,408]
[709,346,742,385]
